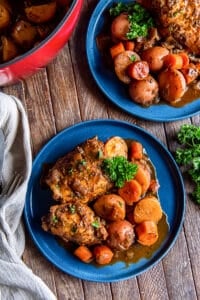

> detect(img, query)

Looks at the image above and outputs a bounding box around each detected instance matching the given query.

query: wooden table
[2,1,200,299]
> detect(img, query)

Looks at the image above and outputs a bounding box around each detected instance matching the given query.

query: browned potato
[158,68,187,102]
[36,24,52,39]
[0,4,10,30]
[111,13,130,41]
[25,2,57,24]
[107,220,135,251]
[141,46,169,72]
[129,75,159,106]
[114,50,140,84]
[104,136,128,158]
[11,20,37,49]
[1,36,19,62]
[93,194,126,221]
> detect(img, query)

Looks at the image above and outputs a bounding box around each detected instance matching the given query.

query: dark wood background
[1,1,200,299]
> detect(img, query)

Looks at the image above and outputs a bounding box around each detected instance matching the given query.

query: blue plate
[86,0,200,122]
[24,119,185,282]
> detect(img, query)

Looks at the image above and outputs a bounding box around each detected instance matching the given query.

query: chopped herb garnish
[102,156,138,188]
[110,2,154,39]
[52,215,58,224]
[118,201,123,207]
[67,167,74,175]
[92,219,100,228]
[68,204,76,214]
[97,150,103,159]
[130,55,137,62]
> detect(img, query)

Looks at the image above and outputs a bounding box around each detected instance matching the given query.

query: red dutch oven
[0,0,84,86]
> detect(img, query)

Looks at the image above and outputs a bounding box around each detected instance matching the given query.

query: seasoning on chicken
[138,0,200,55]
[42,202,108,246]
[45,137,113,204]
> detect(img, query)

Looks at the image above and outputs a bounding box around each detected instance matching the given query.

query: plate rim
[86,0,200,122]
[24,119,186,282]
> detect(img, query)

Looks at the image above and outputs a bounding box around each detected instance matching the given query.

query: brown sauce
[170,85,200,107]
[109,214,168,266]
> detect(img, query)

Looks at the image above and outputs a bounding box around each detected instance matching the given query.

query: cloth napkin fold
[0,93,56,300]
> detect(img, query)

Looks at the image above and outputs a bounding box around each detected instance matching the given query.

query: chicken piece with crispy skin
[45,137,113,204]
[137,0,200,55]
[42,202,108,246]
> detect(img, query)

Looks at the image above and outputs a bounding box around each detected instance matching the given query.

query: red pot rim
[0,0,80,68]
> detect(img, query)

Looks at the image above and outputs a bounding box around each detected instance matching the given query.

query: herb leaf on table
[175,124,200,204]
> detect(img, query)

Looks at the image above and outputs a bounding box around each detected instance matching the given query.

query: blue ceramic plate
[24,120,185,282]
[86,0,200,122]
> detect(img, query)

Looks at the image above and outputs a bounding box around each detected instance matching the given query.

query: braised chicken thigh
[42,202,108,246]
[45,137,113,204]
[138,0,200,55]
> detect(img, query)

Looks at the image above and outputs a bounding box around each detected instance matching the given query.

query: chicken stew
[41,136,168,266]
[96,1,200,107]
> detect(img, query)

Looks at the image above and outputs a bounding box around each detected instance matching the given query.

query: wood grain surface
[1,1,200,299]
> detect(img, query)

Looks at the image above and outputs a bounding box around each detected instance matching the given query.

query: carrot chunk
[110,42,125,59]
[74,245,93,263]
[129,141,143,160]
[118,179,142,205]
[163,53,183,69]
[135,220,159,246]
[124,41,135,51]
[133,196,163,224]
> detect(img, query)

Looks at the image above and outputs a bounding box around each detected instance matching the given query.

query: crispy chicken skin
[42,202,108,246]
[45,137,113,204]
[138,0,200,55]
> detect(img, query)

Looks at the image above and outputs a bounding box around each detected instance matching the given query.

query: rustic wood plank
[163,119,198,300]
[47,45,82,131]
[111,279,141,300]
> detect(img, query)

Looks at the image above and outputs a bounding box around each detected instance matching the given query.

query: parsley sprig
[102,156,138,188]
[175,124,200,204]
[109,2,154,39]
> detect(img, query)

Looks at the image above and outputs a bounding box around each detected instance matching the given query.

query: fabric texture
[0,93,56,300]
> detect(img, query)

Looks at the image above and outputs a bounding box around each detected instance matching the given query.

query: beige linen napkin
[0,93,56,300]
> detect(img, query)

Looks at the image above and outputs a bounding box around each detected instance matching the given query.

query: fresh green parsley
[68,204,76,214]
[92,219,100,228]
[175,124,200,204]
[130,55,137,62]
[102,156,138,188]
[109,2,154,39]
[52,215,58,224]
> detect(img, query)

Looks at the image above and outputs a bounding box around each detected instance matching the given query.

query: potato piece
[141,46,169,72]
[0,4,10,30]
[133,196,163,224]
[1,36,19,62]
[111,13,130,41]
[93,194,126,221]
[104,136,128,158]
[158,68,187,102]
[25,2,57,24]
[129,75,159,106]
[114,50,140,84]
[107,220,134,251]
[11,20,37,49]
